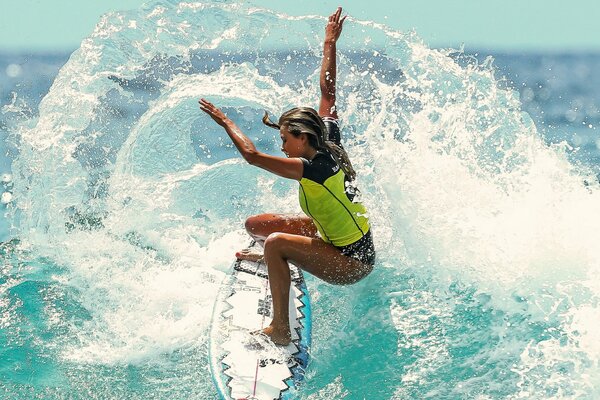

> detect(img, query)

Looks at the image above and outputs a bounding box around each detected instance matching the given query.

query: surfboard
[209,240,312,400]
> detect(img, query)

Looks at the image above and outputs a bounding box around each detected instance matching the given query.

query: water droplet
[5,64,22,78]
[1,192,12,204]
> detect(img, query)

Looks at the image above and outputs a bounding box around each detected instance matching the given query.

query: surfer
[199,7,375,345]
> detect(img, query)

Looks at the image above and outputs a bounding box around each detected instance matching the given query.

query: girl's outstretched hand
[199,98,229,127]
[325,7,347,43]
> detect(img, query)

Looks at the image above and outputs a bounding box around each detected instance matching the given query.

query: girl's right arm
[319,7,346,119]
[199,98,304,181]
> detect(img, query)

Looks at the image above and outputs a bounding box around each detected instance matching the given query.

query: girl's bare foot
[236,248,264,263]
[252,324,291,346]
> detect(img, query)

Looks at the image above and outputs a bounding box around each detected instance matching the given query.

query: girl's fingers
[200,101,216,112]
[340,15,347,25]
[199,99,226,124]
[199,103,213,112]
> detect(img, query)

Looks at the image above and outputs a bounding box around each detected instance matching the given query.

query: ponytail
[323,140,356,181]
[262,111,280,130]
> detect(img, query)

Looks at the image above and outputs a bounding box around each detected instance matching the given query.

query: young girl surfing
[199,7,375,345]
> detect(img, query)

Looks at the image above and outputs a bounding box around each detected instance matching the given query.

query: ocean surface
[1,1,600,399]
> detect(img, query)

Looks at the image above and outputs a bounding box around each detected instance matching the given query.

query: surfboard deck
[209,241,312,400]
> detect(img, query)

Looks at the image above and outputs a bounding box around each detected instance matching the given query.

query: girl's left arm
[199,99,303,180]
[319,7,346,119]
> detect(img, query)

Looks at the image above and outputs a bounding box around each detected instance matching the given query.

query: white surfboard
[209,241,312,400]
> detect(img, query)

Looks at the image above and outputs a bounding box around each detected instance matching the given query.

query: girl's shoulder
[300,151,339,184]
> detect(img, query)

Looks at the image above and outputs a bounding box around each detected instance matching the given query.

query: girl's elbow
[243,150,260,165]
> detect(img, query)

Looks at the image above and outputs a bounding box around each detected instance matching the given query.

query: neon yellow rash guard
[298,151,370,247]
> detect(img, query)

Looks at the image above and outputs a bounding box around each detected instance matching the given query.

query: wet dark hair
[262,107,357,180]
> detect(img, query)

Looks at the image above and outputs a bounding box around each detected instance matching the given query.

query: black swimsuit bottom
[337,230,376,266]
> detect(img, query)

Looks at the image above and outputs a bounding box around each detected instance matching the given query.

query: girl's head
[263,107,326,151]
[263,107,357,180]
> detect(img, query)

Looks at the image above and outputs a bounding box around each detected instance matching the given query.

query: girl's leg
[261,232,373,345]
[237,214,318,261]
[245,213,318,242]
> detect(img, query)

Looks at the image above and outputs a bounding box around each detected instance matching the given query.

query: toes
[235,249,264,262]
[235,248,252,258]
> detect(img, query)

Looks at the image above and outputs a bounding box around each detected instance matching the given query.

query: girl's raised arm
[319,7,346,119]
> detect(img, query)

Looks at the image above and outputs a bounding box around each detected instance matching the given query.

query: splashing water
[2,1,600,399]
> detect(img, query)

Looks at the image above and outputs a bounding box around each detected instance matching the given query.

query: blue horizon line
[2,46,600,57]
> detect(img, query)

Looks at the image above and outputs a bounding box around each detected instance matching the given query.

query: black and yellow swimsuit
[298,117,376,266]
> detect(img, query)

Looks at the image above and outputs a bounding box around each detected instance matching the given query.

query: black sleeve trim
[322,117,341,146]
[301,153,339,184]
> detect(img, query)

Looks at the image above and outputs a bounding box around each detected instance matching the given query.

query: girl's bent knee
[244,214,266,234]
[244,216,256,233]
[264,232,287,250]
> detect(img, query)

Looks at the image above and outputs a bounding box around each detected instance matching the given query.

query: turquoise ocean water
[2,1,600,398]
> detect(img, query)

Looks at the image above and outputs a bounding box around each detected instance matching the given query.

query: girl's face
[280,127,306,158]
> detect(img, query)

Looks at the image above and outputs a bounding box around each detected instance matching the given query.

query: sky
[1,0,599,53]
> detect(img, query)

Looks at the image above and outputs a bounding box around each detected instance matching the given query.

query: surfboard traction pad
[210,241,311,400]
